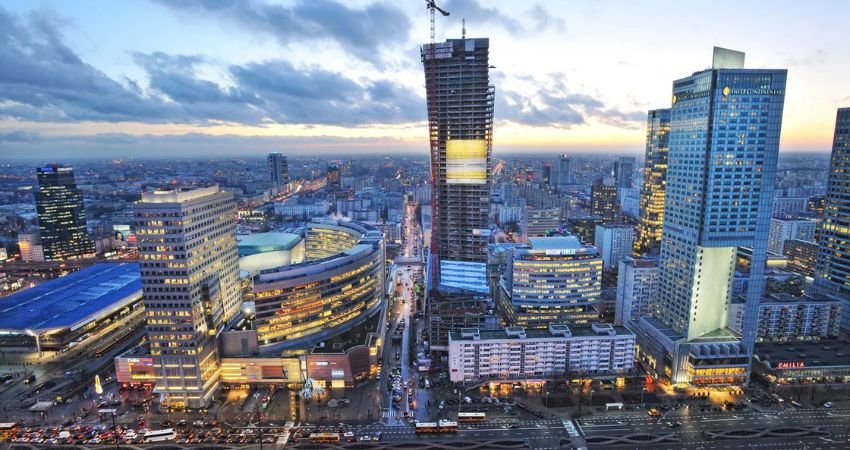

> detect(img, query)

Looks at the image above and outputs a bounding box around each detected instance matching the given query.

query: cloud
[442,0,565,35]
[152,0,411,66]
[0,6,424,126]
[496,73,645,129]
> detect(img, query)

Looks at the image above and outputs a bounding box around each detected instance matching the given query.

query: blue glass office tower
[636,48,787,386]
[814,108,850,327]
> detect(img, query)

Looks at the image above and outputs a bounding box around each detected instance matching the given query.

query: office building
[614,156,636,189]
[636,47,787,386]
[615,257,659,326]
[557,154,573,188]
[135,185,241,408]
[448,324,635,383]
[768,218,816,255]
[542,163,552,188]
[594,223,635,271]
[634,109,671,257]
[268,152,289,188]
[497,237,602,328]
[34,164,95,261]
[591,178,621,223]
[783,239,818,277]
[421,37,494,289]
[772,197,808,217]
[568,216,605,245]
[814,108,850,297]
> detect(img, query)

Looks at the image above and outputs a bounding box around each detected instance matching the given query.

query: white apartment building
[135,185,241,408]
[594,223,635,271]
[615,257,659,326]
[448,324,635,382]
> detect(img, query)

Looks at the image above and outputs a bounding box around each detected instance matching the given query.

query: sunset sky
[1,0,849,158]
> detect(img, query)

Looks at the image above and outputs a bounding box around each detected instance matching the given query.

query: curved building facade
[252,220,385,353]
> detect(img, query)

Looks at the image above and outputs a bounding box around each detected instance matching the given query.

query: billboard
[446,140,487,184]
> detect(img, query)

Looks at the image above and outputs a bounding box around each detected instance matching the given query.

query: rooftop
[450,324,633,341]
[755,340,850,368]
[237,232,302,256]
[527,236,582,250]
[0,263,142,334]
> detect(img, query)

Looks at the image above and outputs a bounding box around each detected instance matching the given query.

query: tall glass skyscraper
[421,37,494,289]
[814,108,850,297]
[34,164,95,261]
[268,152,289,188]
[634,109,670,257]
[636,48,787,386]
[614,156,636,189]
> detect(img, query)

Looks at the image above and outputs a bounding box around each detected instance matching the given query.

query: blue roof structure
[438,260,489,295]
[0,263,142,334]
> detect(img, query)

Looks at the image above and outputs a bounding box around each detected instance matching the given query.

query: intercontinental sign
[673,86,784,104]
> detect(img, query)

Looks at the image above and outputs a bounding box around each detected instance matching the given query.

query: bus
[438,420,458,433]
[458,412,486,422]
[415,422,439,433]
[309,432,340,443]
[144,429,176,443]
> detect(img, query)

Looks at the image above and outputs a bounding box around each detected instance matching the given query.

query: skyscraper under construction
[421,37,494,290]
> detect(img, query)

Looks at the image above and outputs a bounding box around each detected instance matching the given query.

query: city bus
[143,429,176,443]
[438,420,458,432]
[309,432,341,443]
[415,420,458,434]
[457,412,486,422]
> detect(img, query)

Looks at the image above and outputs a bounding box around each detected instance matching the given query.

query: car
[344,431,355,442]
[358,435,372,441]
[666,421,682,428]
[824,401,834,408]
[647,407,662,417]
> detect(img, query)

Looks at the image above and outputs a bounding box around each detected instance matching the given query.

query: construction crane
[426,0,450,43]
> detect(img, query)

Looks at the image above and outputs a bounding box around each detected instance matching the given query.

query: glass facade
[252,221,385,353]
[634,109,670,257]
[814,108,850,295]
[34,164,95,261]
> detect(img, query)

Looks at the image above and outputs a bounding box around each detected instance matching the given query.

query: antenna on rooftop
[462,18,466,39]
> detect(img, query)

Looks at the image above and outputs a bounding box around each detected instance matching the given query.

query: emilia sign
[776,361,805,369]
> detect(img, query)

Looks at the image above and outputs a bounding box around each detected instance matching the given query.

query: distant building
[448,324,635,383]
[273,196,330,220]
[497,236,602,328]
[783,239,818,277]
[135,185,241,408]
[327,164,341,191]
[772,197,808,217]
[268,152,289,188]
[524,207,560,237]
[567,216,605,245]
[591,178,621,223]
[614,156,636,188]
[34,164,95,260]
[542,163,552,187]
[768,218,816,255]
[557,154,573,189]
[615,257,659,326]
[634,109,670,257]
[618,187,639,219]
[595,223,635,271]
[17,232,44,262]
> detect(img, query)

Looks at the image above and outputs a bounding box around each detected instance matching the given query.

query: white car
[824,401,834,408]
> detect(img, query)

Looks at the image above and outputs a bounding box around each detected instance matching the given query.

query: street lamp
[545,391,549,408]
[641,387,646,408]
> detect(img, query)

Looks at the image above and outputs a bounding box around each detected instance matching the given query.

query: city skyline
[1,0,849,159]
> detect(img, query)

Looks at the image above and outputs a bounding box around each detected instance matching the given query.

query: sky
[0,0,848,159]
